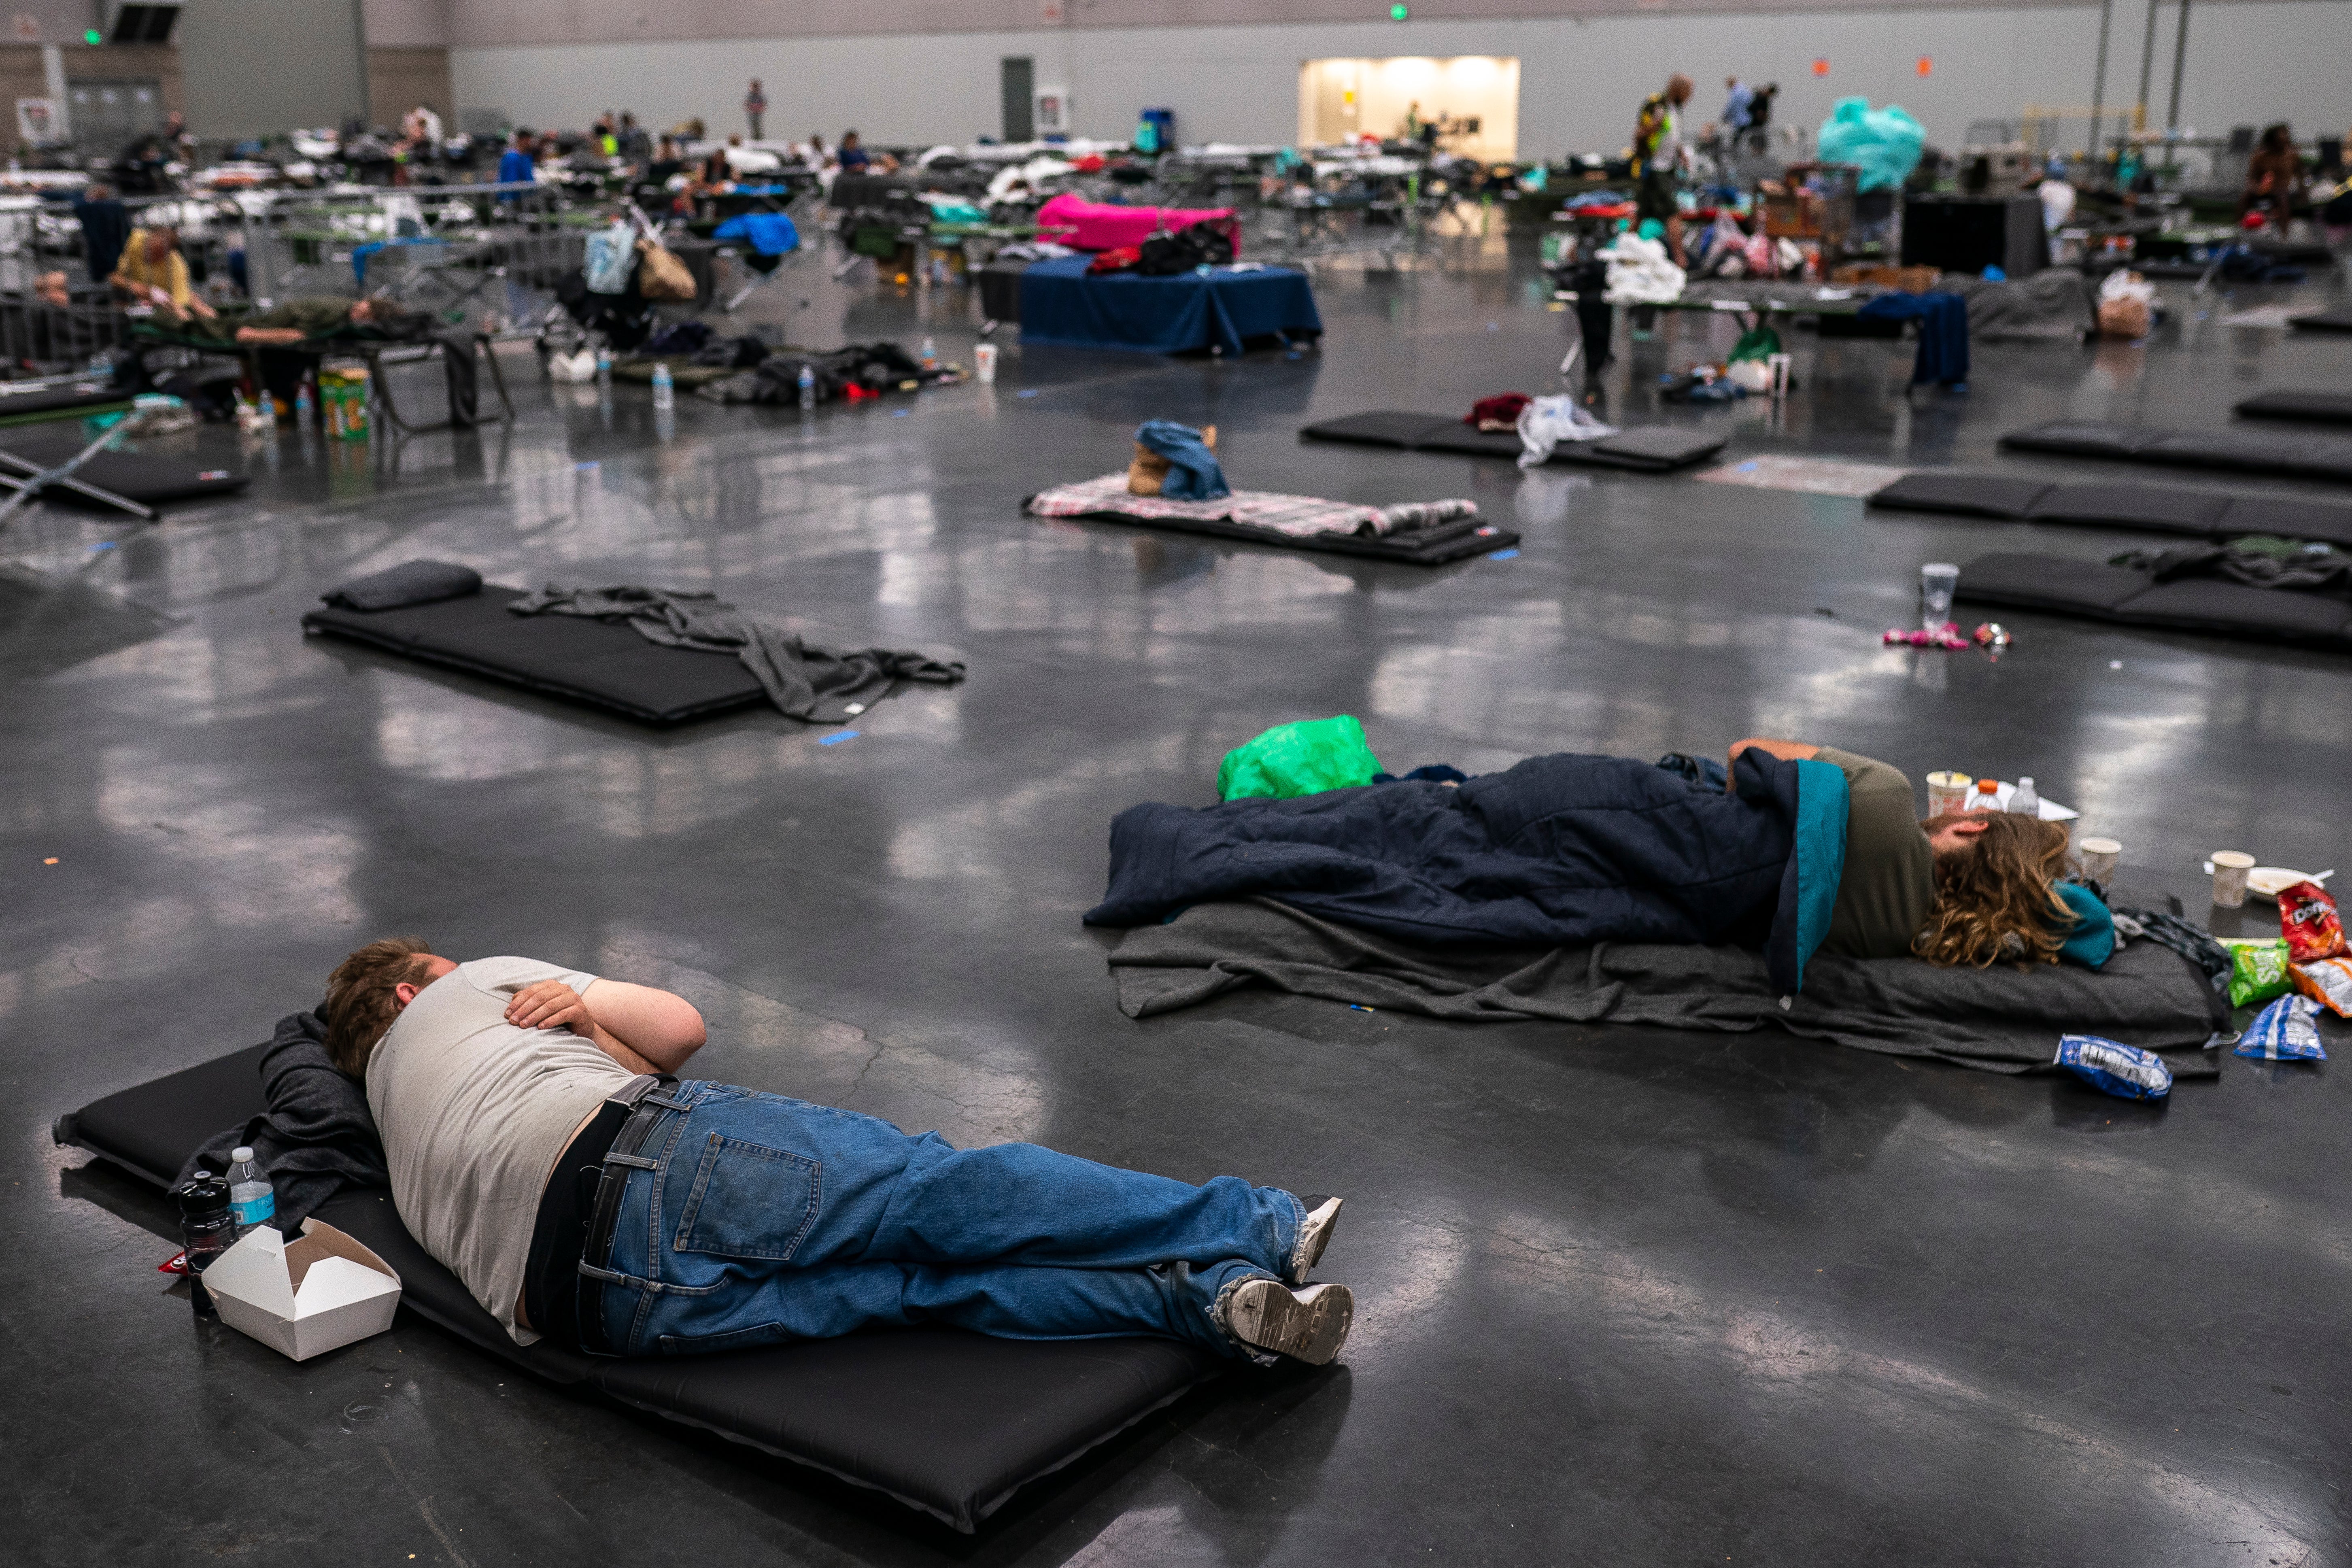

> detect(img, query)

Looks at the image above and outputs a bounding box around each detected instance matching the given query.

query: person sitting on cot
[836,130,897,174]
[320,939,1355,1364]
[110,225,217,325]
[1725,739,2092,967]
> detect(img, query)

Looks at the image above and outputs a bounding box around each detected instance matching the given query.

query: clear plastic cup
[2078,836,2120,884]
[2210,850,2256,908]
[1920,563,1960,632]
[1925,770,1972,817]
[975,343,999,385]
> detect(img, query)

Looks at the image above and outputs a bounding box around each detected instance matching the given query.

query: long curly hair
[1912,813,2078,968]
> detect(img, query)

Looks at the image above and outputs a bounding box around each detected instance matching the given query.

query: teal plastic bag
[1815,98,1926,192]
[1216,716,1383,802]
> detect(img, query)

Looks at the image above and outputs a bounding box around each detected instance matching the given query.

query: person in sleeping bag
[1086,741,2106,992]
[322,939,1353,1366]
[1729,738,2108,969]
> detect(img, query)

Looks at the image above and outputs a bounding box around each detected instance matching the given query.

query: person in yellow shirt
[109,225,216,325]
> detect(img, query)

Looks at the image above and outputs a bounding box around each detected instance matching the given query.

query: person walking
[745,79,768,140]
[1632,73,1695,266]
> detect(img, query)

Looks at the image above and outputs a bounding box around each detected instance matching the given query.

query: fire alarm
[1811,58,1829,76]
[1916,56,1932,76]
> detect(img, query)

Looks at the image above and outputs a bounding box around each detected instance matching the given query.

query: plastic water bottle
[2008,776,2041,818]
[294,381,313,430]
[797,362,815,410]
[176,1171,234,1319]
[227,1146,276,1236]
[596,346,612,385]
[650,362,674,410]
[918,335,937,372]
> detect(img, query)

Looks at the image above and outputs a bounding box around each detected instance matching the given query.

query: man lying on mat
[1727,738,2087,968]
[323,940,1351,1365]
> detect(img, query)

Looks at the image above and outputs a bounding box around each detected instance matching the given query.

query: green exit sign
[83,28,102,43]
[1390,2,1408,17]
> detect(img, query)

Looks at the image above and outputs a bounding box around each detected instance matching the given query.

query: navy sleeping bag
[1086,750,1849,994]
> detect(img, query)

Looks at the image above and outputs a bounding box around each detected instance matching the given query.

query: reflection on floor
[8,236,2350,1565]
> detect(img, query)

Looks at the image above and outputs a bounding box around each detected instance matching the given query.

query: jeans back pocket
[672,1131,822,1262]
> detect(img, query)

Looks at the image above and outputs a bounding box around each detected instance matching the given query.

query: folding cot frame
[132,326,518,438]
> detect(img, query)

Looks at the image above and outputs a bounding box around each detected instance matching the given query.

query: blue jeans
[593,1081,1304,1358]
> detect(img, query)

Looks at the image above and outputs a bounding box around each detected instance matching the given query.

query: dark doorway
[1002,57,1034,143]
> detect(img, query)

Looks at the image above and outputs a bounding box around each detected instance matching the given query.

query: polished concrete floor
[8,234,2352,1566]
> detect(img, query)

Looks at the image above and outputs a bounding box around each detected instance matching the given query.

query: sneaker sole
[1291,1196,1343,1285]
[1228,1280,1353,1365]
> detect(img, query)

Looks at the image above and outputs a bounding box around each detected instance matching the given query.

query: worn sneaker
[1224,1278,1354,1365]
[1290,1195,1343,1284]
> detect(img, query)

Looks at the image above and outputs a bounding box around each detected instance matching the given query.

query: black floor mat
[2236,390,2352,426]
[1870,472,2352,548]
[1026,496,1518,564]
[1955,551,2352,647]
[2290,305,2352,333]
[302,586,771,726]
[2000,420,2352,482]
[2,436,251,504]
[1299,411,1726,472]
[56,1048,1228,1533]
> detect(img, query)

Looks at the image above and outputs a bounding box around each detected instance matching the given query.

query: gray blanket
[1107,898,2228,1074]
[1931,270,2094,342]
[508,584,966,722]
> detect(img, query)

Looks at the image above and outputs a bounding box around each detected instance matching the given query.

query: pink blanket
[1035,193,1239,253]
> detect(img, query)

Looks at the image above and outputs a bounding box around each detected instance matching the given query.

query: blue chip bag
[2055,1035,2174,1099]
[2233,995,2326,1062]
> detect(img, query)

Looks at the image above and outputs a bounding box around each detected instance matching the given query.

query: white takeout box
[202,1217,402,1361]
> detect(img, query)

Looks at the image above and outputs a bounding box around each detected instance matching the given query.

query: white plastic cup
[2078,836,2120,884]
[975,342,999,385]
[1925,771,1972,818]
[2210,850,2256,909]
[1767,352,1793,397]
[1920,562,1960,631]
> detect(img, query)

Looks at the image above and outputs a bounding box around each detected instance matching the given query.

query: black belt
[523,1073,686,1355]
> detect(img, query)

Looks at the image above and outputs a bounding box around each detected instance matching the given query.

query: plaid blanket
[1024,473,1478,540]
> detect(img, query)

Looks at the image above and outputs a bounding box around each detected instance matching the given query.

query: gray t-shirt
[1814,747,1937,960]
[365,956,631,1343]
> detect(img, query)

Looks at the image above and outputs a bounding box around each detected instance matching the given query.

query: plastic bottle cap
[2018,777,2033,787]
[231,1147,253,1162]
[1976,779,1997,790]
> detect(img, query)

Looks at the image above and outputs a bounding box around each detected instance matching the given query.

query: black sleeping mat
[1999,420,2352,483]
[0,377,135,425]
[2,431,251,503]
[2235,389,2352,427]
[302,586,770,726]
[55,1048,1226,1533]
[2290,305,2352,333]
[1953,550,2352,647]
[1868,472,2352,548]
[1027,495,1519,564]
[1300,411,1727,472]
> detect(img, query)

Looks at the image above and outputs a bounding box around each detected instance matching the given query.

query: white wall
[449,2,2352,156]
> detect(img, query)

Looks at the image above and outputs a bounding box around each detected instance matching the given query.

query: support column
[41,43,69,141]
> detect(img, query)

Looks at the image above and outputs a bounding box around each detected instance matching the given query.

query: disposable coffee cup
[2078,836,2120,884]
[2210,850,2256,909]
[1766,353,1793,397]
[1925,770,1972,818]
[975,342,999,385]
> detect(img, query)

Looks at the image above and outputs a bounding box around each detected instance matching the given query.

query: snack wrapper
[2278,881,2346,963]
[2055,1035,2173,1099]
[2228,940,2294,1009]
[2293,955,2352,1019]
[2233,994,2326,1061]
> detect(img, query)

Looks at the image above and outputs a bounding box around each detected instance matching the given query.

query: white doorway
[1297,57,1519,162]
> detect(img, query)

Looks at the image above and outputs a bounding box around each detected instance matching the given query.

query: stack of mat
[1868,473,2352,546]
[1299,412,1725,472]
[1023,473,1515,564]
[1999,421,2352,483]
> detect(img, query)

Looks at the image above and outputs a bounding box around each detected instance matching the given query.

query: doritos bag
[2278,881,2346,963]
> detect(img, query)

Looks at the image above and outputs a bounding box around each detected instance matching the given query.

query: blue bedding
[1018,257,1322,357]
[1086,750,1849,994]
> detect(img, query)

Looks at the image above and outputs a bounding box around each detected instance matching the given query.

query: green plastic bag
[1217,716,1383,802]
[1728,325,1783,363]
[2230,939,2294,1009]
